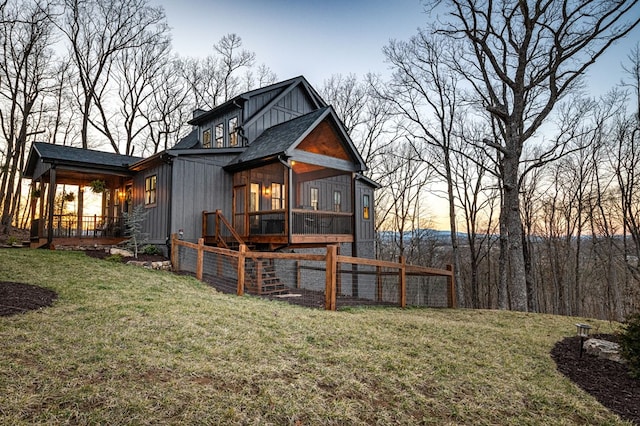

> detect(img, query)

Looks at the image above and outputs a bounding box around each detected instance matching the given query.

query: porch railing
[291,209,352,235]
[39,214,124,238]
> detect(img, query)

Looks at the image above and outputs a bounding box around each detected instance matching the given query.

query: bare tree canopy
[435,0,640,311]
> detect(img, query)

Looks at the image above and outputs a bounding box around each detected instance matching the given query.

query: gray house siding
[170,154,236,242]
[244,86,317,143]
[132,162,171,245]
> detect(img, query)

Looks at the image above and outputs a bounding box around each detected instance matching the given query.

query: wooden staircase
[202,210,288,296]
[245,259,288,295]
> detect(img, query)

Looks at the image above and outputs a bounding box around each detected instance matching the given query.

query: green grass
[0,249,629,425]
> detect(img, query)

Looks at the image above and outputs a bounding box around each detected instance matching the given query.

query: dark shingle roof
[24,142,142,178]
[170,129,199,150]
[33,142,141,167]
[226,107,328,169]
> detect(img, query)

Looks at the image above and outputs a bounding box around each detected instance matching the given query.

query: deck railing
[39,214,124,238]
[291,209,352,235]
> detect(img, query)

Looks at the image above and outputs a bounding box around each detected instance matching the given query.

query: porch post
[76,186,84,237]
[46,167,56,246]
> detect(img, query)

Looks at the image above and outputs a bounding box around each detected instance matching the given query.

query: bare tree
[0,0,55,234]
[438,0,640,311]
[59,0,168,152]
[380,30,467,306]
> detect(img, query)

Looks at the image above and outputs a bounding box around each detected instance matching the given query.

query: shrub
[105,254,123,263]
[620,311,640,378]
[141,244,160,256]
[7,236,19,246]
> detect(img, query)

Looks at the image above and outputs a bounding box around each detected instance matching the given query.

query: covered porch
[24,143,140,248]
[205,160,356,249]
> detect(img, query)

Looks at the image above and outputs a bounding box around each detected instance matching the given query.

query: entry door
[233,185,246,236]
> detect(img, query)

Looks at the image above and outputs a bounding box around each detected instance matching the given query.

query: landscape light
[575,323,592,358]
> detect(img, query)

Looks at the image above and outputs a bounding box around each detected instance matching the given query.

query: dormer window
[229,116,238,146]
[202,128,212,148]
[215,123,224,147]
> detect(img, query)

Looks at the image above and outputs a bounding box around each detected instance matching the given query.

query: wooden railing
[202,209,245,249]
[37,214,123,238]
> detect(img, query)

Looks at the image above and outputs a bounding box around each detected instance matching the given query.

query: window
[202,128,212,148]
[215,123,224,147]
[334,191,341,212]
[229,116,238,146]
[271,183,284,210]
[363,194,370,220]
[145,175,157,205]
[310,187,318,210]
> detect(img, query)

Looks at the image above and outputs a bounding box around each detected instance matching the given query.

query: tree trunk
[502,149,528,311]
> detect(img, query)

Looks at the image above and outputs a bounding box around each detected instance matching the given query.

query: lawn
[0,249,629,425]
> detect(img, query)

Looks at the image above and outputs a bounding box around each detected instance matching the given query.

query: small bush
[620,312,640,378]
[141,245,160,256]
[7,236,19,245]
[105,254,123,263]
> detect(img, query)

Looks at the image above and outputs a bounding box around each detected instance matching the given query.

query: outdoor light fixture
[178,229,184,240]
[575,323,592,358]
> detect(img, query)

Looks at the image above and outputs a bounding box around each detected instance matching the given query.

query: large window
[202,128,212,148]
[229,116,238,146]
[310,187,318,210]
[145,175,157,205]
[215,123,224,147]
[363,194,370,220]
[271,183,284,210]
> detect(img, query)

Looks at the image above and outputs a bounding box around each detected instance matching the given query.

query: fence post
[376,265,382,302]
[400,256,406,308]
[446,264,456,308]
[171,233,179,272]
[196,238,204,281]
[325,244,337,311]
[237,244,246,296]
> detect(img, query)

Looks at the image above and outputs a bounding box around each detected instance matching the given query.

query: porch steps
[30,238,48,249]
[245,259,288,296]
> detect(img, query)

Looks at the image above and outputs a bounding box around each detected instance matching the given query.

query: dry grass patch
[0,249,630,425]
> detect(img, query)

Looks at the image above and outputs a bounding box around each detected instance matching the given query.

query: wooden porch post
[46,167,56,246]
[76,186,84,237]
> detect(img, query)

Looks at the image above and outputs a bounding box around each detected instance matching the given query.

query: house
[24,76,378,258]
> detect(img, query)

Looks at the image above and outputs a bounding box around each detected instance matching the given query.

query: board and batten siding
[170,154,236,242]
[132,162,171,245]
[355,179,376,259]
[244,85,317,143]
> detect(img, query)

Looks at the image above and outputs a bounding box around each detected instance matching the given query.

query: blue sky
[155,0,427,86]
[155,0,639,92]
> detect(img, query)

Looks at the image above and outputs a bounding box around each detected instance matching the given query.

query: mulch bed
[551,334,640,424]
[0,282,57,316]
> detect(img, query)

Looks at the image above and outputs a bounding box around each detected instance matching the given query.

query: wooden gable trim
[295,120,352,162]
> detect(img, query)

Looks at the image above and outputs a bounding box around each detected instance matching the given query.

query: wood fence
[171,234,456,311]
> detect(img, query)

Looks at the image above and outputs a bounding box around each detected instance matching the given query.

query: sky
[154,0,428,87]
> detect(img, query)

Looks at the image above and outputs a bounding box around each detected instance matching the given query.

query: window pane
[215,123,224,147]
[229,116,238,146]
[363,194,370,219]
[334,191,341,212]
[202,129,212,148]
[310,187,318,210]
